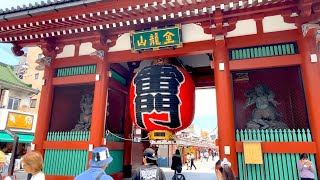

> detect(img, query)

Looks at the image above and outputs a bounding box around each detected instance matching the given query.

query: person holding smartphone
[297,153,315,180]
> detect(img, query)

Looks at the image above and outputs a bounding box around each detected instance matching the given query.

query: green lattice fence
[229,42,298,60]
[56,65,96,77]
[43,149,88,176]
[46,131,90,141]
[236,129,317,180]
[43,131,90,176]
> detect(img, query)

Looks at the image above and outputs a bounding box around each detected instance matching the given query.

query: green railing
[235,129,311,142]
[56,65,96,77]
[236,129,318,180]
[55,64,127,85]
[46,131,90,141]
[229,42,298,60]
[43,149,88,176]
[105,150,124,174]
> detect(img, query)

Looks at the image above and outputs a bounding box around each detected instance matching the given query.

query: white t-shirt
[31,172,45,180]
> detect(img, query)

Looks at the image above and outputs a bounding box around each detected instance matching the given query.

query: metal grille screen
[231,66,308,130]
[229,42,298,60]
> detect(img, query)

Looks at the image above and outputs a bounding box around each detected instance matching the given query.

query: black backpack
[174,174,186,180]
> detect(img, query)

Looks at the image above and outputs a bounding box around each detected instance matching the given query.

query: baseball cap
[144,148,157,160]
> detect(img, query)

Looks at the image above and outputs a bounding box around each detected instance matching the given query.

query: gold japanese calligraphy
[150,33,161,46]
[163,31,175,44]
[137,35,147,46]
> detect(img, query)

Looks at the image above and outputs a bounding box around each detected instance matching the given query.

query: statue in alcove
[72,93,93,131]
[244,84,289,130]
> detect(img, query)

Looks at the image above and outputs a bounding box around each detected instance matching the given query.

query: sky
[0,0,43,65]
[193,88,217,134]
[0,0,218,133]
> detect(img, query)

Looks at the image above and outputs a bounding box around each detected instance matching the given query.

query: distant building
[0,62,39,172]
[20,47,44,114]
[0,62,39,111]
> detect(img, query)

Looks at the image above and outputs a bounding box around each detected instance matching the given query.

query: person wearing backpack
[171,149,182,174]
[171,166,185,180]
[75,147,113,180]
[132,148,166,180]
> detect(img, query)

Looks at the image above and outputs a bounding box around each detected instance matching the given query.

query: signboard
[243,142,263,164]
[130,24,182,52]
[6,112,34,130]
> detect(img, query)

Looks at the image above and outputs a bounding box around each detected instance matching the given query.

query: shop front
[0,109,37,172]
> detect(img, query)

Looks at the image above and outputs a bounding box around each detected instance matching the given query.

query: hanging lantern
[130,62,195,140]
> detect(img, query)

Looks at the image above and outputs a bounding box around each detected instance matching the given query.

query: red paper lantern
[130,64,195,132]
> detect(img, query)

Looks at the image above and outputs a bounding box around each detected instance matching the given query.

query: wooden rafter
[0,0,296,43]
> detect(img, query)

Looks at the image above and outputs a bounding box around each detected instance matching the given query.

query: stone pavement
[162,157,218,180]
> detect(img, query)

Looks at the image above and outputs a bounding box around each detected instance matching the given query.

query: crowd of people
[0,146,316,180]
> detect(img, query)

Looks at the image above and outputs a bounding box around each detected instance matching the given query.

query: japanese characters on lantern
[130,64,195,132]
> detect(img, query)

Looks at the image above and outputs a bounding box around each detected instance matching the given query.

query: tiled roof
[0,0,102,17]
[0,62,38,93]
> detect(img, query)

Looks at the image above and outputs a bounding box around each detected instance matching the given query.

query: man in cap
[75,147,113,180]
[132,148,166,180]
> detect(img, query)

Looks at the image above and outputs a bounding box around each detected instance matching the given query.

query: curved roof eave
[0,0,104,21]
[0,80,39,95]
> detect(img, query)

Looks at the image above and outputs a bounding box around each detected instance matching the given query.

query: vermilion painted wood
[110,172,124,180]
[110,63,131,78]
[45,175,74,180]
[227,54,302,71]
[90,60,109,147]
[123,93,133,166]
[43,141,90,150]
[52,74,96,85]
[214,37,238,176]
[45,173,124,180]
[106,30,299,63]
[193,74,215,87]
[235,142,317,153]
[109,78,129,95]
[33,65,55,156]
[107,40,214,63]
[298,27,320,176]
[0,1,298,39]
[52,55,99,68]
[106,142,125,150]
[226,30,299,49]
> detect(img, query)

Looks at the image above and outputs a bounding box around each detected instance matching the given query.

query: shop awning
[0,132,34,143]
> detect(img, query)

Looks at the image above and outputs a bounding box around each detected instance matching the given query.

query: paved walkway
[1,170,28,180]
[162,157,218,180]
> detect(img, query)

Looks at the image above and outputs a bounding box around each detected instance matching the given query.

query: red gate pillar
[33,65,54,155]
[298,24,320,176]
[213,35,238,175]
[89,49,110,148]
[123,94,133,177]
[33,44,57,156]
